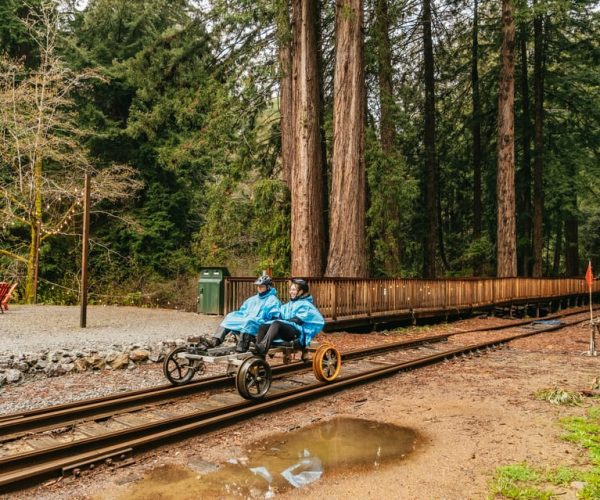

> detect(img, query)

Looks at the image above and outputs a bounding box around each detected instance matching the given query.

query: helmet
[254,275,273,287]
[290,278,309,294]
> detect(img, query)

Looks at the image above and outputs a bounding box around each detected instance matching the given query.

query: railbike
[163,337,342,400]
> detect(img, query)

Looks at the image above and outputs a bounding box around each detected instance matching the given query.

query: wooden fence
[224,277,599,328]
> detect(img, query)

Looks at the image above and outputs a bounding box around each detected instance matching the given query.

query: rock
[45,363,60,377]
[129,349,150,363]
[105,351,119,364]
[35,359,48,371]
[0,373,6,387]
[5,369,22,383]
[16,361,29,372]
[127,361,136,370]
[87,355,105,370]
[74,351,85,358]
[61,356,73,365]
[149,353,163,363]
[110,353,130,370]
[73,358,89,372]
[61,363,75,374]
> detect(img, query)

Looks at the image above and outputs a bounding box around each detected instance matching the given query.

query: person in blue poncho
[254,278,324,356]
[205,274,281,352]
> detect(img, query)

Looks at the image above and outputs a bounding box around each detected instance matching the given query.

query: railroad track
[0,308,594,492]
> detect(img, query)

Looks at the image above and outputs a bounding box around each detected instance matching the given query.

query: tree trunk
[290,0,325,276]
[518,25,532,276]
[422,0,437,278]
[471,0,482,242]
[552,219,562,276]
[565,212,579,276]
[277,0,293,188]
[565,161,579,276]
[25,157,43,303]
[326,0,367,277]
[376,0,395,155]
[375,0,400,275]
[531,5,545,277]
[496,0,517,278]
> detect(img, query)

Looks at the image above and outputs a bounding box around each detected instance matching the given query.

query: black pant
[213,326,236,341]
[256,321,298,355]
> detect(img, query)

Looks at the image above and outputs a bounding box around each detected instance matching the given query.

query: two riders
[201,275,324,355]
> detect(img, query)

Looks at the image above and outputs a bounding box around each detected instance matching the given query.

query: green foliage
[366,128,419,277]
[2,0,599,306]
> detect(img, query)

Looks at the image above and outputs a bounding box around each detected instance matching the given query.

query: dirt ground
[4,310,600,499]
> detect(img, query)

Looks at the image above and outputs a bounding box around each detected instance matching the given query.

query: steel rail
[0,315,589,491]
[0,306,593,439]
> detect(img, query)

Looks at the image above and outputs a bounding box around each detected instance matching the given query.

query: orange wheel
[312,343,341,382]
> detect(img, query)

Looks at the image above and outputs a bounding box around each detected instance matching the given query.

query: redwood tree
[326,0,367,277]
[290,0,325,276]
[422,0,437,278]
[277,0,293,188]
[531,4,545,277]
[496,0,517,277]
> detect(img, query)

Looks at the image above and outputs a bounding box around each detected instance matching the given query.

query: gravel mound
[0,305,222,354]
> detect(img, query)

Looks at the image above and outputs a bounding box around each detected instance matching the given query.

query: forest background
[1,0,599,309]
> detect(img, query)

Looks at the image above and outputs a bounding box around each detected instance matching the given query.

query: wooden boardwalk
[225,277,600,330]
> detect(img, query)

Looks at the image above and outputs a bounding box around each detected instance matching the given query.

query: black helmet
[254,275,273,287]
[290,278,309,294]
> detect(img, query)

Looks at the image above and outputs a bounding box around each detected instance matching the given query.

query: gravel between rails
[0,305,222,354]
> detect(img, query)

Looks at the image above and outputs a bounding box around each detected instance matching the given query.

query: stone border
[0,339,189,387]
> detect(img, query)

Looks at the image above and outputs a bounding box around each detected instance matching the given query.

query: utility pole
[80,172,91,328]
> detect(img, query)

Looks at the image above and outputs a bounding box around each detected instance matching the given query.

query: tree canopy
[1,0,599,308]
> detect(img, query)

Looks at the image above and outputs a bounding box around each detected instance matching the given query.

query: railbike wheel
[236,356,272,400]
[163,346,202,385]
[312,343,341,382]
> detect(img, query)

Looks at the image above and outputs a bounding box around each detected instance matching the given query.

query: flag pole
[586,260,595,356]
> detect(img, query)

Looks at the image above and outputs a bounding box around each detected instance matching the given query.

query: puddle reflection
[111,417,418,498]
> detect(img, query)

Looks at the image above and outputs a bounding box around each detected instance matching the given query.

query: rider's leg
[236,332,253,353]
[255,321,297,355]
[206,326,230,347]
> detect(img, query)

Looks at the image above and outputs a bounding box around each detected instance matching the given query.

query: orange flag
[586,261,593,290]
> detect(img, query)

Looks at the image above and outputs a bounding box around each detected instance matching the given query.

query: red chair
[0,283,17,312]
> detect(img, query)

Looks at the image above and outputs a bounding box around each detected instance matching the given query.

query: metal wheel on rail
[312,343,341,382]
[236,356,272,400]
[163,346,203,385]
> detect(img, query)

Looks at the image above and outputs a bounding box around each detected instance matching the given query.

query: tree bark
[422,0,437,278]
[471,0,482,242]
[290,0,325,276]
[552,219,562,276]
[326,0,367,277]
[565,212,579,276]
[565,160,579,276]
[375,0,400,275]
[496,0,517,278]
[376,0,395,155]
[531,5,545,277]
[518,25,532,276]
[277,0,293,188]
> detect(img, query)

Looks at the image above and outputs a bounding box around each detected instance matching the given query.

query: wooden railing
[224,277,599,323]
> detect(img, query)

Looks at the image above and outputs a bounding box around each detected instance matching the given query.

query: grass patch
[489,407,600,498]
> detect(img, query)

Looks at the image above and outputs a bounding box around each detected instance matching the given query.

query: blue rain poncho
[274,295,325,346]
[220,287,281,336]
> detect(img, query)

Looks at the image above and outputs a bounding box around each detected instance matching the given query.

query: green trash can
[197,267,230,315]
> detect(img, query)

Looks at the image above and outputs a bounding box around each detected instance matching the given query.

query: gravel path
[0,305,222,354]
